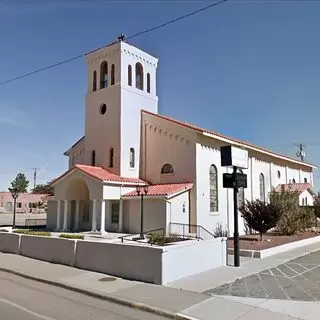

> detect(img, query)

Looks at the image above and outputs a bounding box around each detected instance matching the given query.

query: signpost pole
[232,166,240,267]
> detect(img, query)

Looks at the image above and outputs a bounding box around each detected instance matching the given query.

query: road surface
[0,213,46,227]
[0,272,164,320]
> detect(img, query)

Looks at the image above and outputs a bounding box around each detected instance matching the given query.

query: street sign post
[221,145,248,268]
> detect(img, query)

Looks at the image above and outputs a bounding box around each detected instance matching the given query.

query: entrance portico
[50,164,146,233]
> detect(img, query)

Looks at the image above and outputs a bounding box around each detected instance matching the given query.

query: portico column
[118,199,123,232]
[74,200,80,231]
[91,199,97,232]
[100,200,106,234]
[62,200,69,231]
[55,200,62,230]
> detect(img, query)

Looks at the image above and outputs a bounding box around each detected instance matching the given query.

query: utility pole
[31,168,39,193]
[295,143,306,162]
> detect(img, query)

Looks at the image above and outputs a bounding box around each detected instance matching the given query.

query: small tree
[9,173,29,193]
[32,183,54,195]
[240,200,280,241]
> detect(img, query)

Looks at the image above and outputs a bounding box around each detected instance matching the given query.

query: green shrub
[147,232,182,246]
[213,222,228,237]
[59,234,84,240]
[299,206,316,230]
[14,230,51,237]
[270,189,315,235]
[240,200,280,241]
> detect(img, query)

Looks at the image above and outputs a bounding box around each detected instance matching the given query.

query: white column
[91,199,97,232]
[100,200,106,234]
[55,200,61,230]
[62,200,69,231]
[75,200,80,231]
[118,199,123,232]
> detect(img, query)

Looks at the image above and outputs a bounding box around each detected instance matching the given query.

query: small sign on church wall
[221,145,248,169]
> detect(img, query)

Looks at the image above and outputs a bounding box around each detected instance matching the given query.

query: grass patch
[14,230,51,237]
[59,233,84,240]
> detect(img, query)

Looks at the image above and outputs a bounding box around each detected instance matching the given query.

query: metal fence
[25,218,47,228]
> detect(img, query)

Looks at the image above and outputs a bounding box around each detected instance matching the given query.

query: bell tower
[84,35,159,178]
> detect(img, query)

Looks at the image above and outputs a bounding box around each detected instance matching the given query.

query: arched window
[128,65,132,86]
[135,63,143,90]
[129,148,135,168]
[259,173,265,202]
[292,178,296,183]
[147,73,151,93]
[91,150,96,166]
[161,163,174,174]
[277,170,281,179]
[209,165,218,212]
[92,71,97,92]
[109,148,114,168]
[238,169,245,208]
[111,64,115,85]
[304,177,308,183]
[100,61,108,89]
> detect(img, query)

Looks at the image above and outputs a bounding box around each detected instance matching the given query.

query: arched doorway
[66,179,90,231]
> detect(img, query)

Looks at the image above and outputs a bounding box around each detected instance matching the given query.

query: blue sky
[0,0,320,191]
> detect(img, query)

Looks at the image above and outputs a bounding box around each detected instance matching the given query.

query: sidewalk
[0,252,300,319]
[168,241,320,293]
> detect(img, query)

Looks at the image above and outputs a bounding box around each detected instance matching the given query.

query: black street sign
[223,173,247,189]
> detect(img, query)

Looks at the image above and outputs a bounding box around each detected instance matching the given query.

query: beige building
[47,36,316,236]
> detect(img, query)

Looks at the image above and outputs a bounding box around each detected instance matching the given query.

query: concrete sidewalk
[168,241,320,293]
[0,253,298,320]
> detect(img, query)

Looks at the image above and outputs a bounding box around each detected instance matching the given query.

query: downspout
[251,158,254,201]
[144,123,147,179]
[269,163,272,198]
[164,199,171,235]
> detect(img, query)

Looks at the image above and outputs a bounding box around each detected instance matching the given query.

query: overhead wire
[0,0,227,87]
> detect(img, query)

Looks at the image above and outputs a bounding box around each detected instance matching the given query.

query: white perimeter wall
[162,238,226,284]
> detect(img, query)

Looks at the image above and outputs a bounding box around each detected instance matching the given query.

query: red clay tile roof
[142,110,316,168]
[274,183,317,195]
[123,183,193,198]
[52,165,147,185]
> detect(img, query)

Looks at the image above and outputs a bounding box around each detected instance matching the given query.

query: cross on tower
[118,33,126,42]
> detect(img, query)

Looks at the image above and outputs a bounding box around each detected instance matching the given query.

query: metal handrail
[169,222,216,240]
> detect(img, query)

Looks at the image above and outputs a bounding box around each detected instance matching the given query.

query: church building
[47,36,316,236]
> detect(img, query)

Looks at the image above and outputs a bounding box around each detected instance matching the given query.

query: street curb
[0,267,196,320]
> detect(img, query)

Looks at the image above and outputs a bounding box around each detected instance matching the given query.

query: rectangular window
[82,202,89,223]
[111,202,120,224]
[17,202,22,208]
[91,150,96,166]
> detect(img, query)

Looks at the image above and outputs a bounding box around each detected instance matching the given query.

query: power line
[0,0,227,87]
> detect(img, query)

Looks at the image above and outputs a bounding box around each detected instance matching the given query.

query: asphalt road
[0,272,164,320]
[0,213,46,227]
[208,249,320,301]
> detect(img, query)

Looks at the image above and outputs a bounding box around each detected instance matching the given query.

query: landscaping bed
[228,231,319,251]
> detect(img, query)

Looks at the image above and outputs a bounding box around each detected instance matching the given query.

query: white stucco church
[47,35,316,236]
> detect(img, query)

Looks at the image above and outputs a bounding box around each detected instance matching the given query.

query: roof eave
[202,132,317,169]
